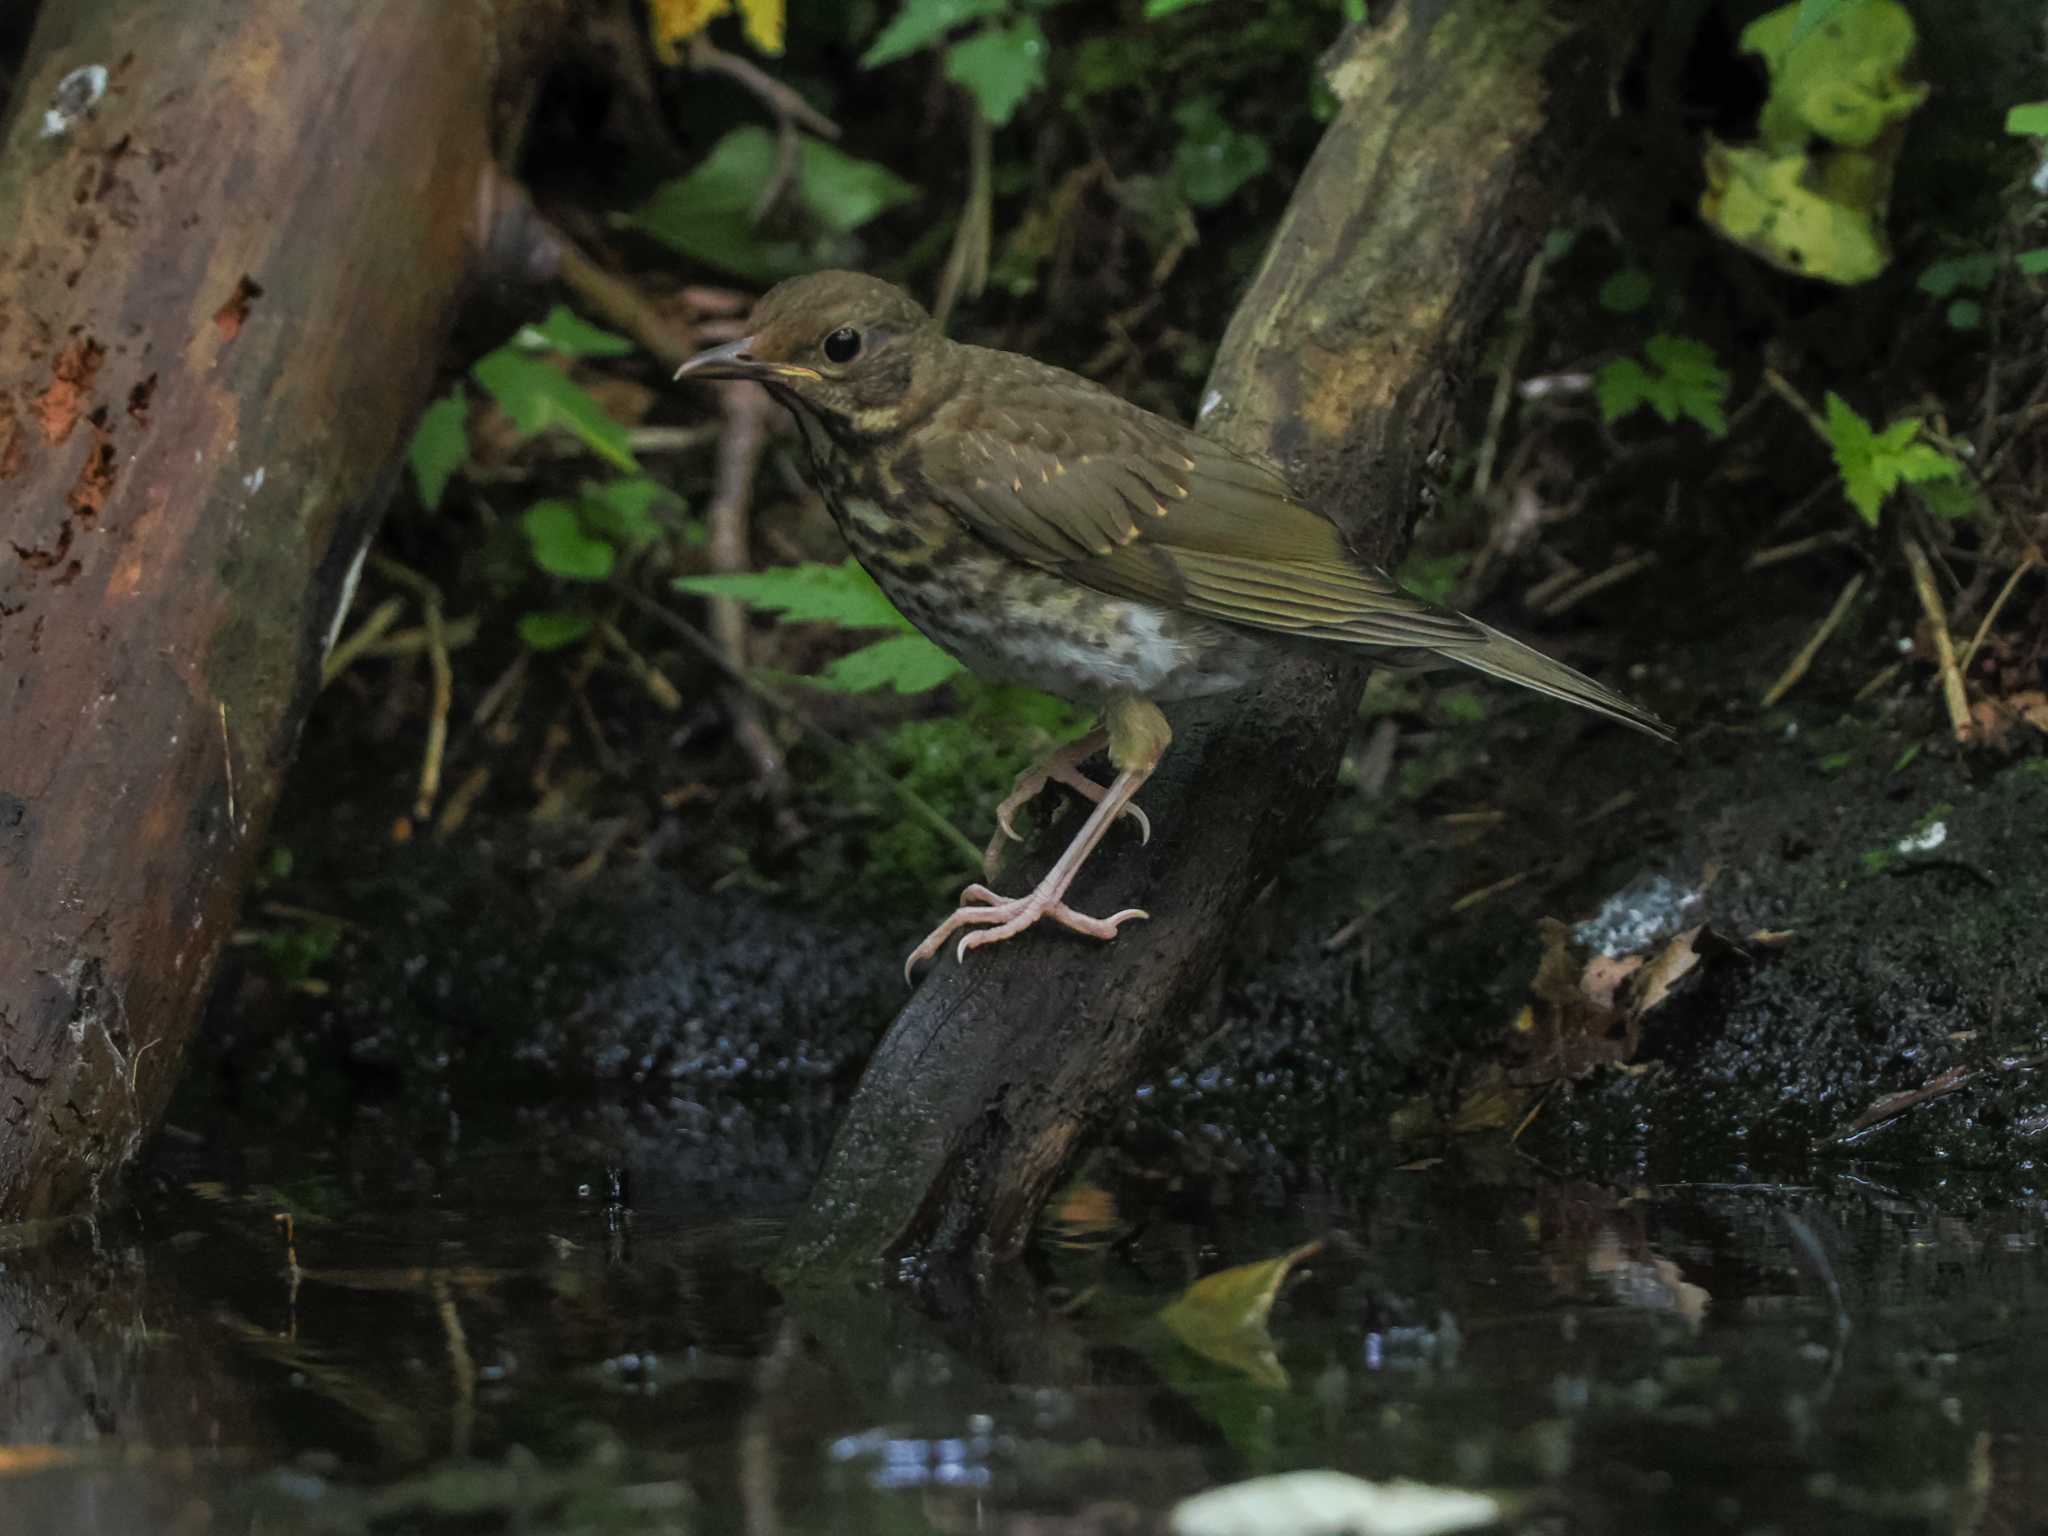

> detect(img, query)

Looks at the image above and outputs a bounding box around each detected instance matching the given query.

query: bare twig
[415,595,454,820]
[1762,367,1830,439]
[1449,870,1529,914]
[1957,552,2040,674]
[1822,1053,2048,1147]
[1474,243,1552,498]
[627,424,722,455]
[1745,529,1857,571]
[1760,571,1865,708]
[1900,534,1972,742]
[372,557,456,819]
[598,619,684,711]
[933,108,993,328]
[553,238,697,370]
[1853,659,1905,704]
[707,383,791,798]
[323,595,406,686]
[687,35,840,139]
[1534,552,1657,616]
[615,586,983,871]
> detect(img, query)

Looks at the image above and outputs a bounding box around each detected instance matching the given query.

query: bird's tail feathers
[1448,623,1673,742]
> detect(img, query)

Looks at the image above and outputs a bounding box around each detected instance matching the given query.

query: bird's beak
[672,335,822,384]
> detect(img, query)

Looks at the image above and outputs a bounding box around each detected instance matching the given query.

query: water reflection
[1,1146,2043,1533]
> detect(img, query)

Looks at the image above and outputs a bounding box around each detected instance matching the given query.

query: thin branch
[1473,243,1552,498]
[706,382,791,799]
[933,107,993,328]
[687,35,840,139]
[1957,552,2040,674]
[614,586,983,872]
[1901,533,1972,742]
[1760,571,1865,709]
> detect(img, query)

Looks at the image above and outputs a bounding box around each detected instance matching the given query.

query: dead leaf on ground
[1401,908,1778,1142]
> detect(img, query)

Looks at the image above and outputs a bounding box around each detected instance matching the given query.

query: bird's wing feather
[917,365,1483,650]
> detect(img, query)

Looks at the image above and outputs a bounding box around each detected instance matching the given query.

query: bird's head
[673,271,941,435]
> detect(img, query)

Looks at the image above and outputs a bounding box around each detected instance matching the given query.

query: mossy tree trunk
[777,0,1635,1285]
[0,0,564,1221]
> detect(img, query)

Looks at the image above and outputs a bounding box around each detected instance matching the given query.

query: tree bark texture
[777,0,1633,1284]
[0,0,562,1221]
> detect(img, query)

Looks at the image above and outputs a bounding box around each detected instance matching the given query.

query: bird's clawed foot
[903,882,1148,982]
[983,730,1150,879]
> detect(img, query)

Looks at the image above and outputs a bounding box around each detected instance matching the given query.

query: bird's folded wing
[922,375,1482,650]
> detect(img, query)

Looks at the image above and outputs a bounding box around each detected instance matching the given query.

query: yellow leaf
[1699,140,1890,285]
[648,0,731,63]
[1157,1240,1322,1389]
[737,0,785,55]
[647,0,782,60]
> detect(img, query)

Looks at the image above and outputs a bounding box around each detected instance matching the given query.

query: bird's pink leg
[907,757,1157,981]
[984,728,1151,878]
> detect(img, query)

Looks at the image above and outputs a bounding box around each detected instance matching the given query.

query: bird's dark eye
[823,327,862,364]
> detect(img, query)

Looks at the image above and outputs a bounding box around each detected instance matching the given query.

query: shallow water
[3,1134,2045,1534]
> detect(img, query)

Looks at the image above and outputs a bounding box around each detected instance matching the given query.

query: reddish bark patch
[32,338,106,445]
[0,404,25,480]
[68,422,118,519]
[213,275,264,341]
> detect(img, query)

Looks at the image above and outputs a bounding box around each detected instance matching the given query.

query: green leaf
[1916,475,1987,522]
[517,611,595,651]
[2006,102,2048,137]
[943,21,1048,127]
[2017,249,2048,276]
[861,0,1008,67]
[1820,392,1962,526]
[1597,335,1728,436]
[472,348,638,471]
[800,135,923,233]
[1698,139,1890,284]
[1916,253,1999,297]
[1946,298,1983,331]
[1157,1241,1322,1389]
[1395,552,1468,606]
[1788,0,1859,44]
[678,561,962,694]
[1171,97,1271,208]
[675,559,913,630]
[1438,688,1486,725]
[580,477,679,548]
[408,388,468,511]
[1596,357,1656,425]
[815,632,965,693]
[1740,0,1927,151]
[1142,0,1214,15]
[516,305,633,358]
[632,129,917,281]
[1598,267,1653,314]
[522,499,616,581]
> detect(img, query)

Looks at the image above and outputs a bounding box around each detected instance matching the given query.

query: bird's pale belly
[834,495,1264,703]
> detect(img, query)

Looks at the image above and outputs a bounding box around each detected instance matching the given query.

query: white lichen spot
[1573,874,1705,958]
[242,465,266,494]
[40,64,108,139]
[1896,820,1947,855]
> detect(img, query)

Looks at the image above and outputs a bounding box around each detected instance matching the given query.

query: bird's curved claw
[904,887,1148,982]
[982,766,1151,881]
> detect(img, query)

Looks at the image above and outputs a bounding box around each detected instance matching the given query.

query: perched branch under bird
[675,272,1671,979]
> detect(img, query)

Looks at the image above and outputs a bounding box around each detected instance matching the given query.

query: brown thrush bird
[676,272,1670,978]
